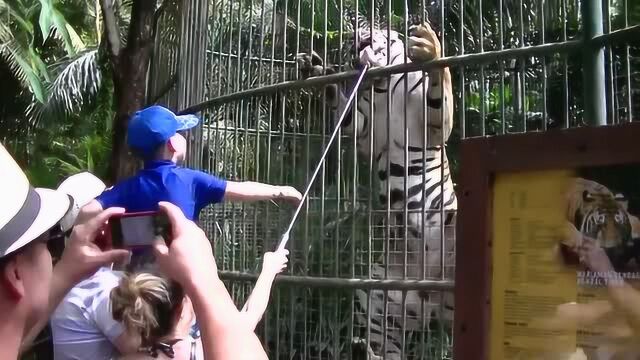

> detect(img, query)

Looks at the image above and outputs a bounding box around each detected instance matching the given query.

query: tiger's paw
[408,22,441,62]
[296,51,325,79]
[296,51,339,102]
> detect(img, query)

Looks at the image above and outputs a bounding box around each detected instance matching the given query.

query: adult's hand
[56,207,130,286]
[152,202,219,290]
[152,202,262,360]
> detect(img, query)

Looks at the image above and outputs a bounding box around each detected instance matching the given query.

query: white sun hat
[0,143,72,257]
[57,172,106,232]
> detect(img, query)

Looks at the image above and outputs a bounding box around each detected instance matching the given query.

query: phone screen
[111,212,171,249]
[110,212,172,272]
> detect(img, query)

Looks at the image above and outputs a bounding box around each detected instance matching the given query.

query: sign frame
[453,121,640,360]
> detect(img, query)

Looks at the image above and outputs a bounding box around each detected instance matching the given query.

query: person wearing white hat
[49,172,143,360]
[43,172,108,262]
[57,172,108,234]
[0,143,129,359]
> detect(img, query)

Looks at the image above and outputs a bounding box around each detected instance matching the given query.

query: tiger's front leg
[407,22,441,62]
[296,51,341,107]
[407,22,454,143]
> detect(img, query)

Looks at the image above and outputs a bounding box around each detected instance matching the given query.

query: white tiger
[298,18,456,359]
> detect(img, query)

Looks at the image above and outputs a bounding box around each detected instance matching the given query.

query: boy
[78,105,302,223]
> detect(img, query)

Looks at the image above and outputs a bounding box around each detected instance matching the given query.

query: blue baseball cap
[127,105,200,158]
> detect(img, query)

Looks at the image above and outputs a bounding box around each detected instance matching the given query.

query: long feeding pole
[277,64,369,251]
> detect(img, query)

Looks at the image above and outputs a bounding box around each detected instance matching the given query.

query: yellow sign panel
[490,169,640,359]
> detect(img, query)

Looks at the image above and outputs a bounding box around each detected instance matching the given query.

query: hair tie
[142,339,181,359]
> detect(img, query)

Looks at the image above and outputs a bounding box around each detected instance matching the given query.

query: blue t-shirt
[96,160,227,221]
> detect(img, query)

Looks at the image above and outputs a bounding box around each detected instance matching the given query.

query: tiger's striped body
[298,20,456,359]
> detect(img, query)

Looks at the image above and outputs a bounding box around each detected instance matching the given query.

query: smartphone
[109,211,172,271]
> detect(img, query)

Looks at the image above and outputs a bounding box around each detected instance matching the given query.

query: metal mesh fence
[147,0,640,359]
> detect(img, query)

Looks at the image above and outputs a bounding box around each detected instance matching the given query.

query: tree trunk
[101,0,159,184]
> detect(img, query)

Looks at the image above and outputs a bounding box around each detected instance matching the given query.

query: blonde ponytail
[111,272,184,344]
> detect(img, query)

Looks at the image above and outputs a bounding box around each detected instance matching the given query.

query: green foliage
[1,0,112,188]
[0,0,93,104]
[23,105,113,187]
[27,49,102,125]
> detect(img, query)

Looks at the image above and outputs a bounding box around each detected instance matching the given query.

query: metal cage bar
[145,0,640,359]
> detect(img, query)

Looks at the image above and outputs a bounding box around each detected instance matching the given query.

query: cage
[146,0,640,359]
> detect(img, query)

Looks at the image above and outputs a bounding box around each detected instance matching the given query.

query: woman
[110,272,203,360]
[110,249,289,360]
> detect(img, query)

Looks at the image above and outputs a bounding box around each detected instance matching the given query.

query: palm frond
[27,49,101,126]
[0,40,47,102]
[38,0,55,41]
[38,0,84,55]
[0,19,11,43]
[70,22,87,49]
[1,0,36,36]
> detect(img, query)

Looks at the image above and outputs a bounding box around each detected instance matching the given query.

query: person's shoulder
[174,167,219,181]
[53,267,120,316]
[70,267,116,287]
[96,172,148,203]
[72,268,122,297]
[98,175,137,195]
[173,166,204,175]
[96,267,125,283]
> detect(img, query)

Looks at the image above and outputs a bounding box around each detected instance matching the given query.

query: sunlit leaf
[65,23,86,52]
[51,5,76,55]
[38,0,54,41]
[7,47,46,102]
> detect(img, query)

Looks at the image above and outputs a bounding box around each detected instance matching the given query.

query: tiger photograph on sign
[554,165,640,360]
[489,163,640,360]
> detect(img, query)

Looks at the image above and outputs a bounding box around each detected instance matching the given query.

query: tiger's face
[352,27,404,70]
[578,193,629,247]
[568,178,634,270]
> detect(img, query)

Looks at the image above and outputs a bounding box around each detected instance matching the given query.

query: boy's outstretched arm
[224,181,302,206]
[240,249,289,330]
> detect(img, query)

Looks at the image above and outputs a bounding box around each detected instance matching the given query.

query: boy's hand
[278,186,303,206]
[262,249,289,275]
